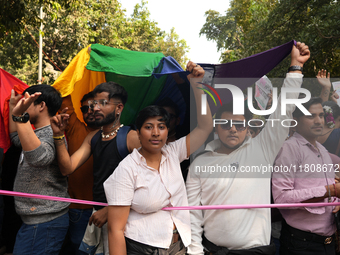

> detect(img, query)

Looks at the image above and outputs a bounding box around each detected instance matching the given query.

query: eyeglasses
[88,99,120,110]
[219,123,247,131]
[80,105,91,114]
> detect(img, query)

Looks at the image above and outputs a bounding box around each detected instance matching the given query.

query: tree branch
[265,0,312,37]
[315,25,340,39]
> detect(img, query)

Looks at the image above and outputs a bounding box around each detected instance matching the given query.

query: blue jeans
[13,212,69,255]
[64,208,93,255]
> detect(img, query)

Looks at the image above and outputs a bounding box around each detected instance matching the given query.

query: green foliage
[0,0,189,85]
[154,28,189,68]
[0,0,69,41]
[200,0,276,63]
[201,0,340,80]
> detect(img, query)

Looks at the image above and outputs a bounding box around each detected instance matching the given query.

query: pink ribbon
[0,190,107,207]
[162,202,340,211]
[1,189,339,210]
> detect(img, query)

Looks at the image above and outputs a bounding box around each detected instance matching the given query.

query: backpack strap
[116,126,131,159]
[90,126,131,158]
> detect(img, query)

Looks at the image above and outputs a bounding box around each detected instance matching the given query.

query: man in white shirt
[186,42,310,255]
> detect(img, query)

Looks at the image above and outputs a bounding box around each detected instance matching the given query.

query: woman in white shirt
[103,61,212,255]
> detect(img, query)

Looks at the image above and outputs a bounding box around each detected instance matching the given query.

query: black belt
[282,220,334,245]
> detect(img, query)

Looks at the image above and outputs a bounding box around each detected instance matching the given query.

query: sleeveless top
[92,136,122,210]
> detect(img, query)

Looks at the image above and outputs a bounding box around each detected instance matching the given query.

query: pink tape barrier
[1,189,339,210]
[0,190,107,207]
[162,202,340,211]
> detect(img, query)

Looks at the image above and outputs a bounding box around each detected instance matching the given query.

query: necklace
[101,124,123,139]
[320,129,333,136]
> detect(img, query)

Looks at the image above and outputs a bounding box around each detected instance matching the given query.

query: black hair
[249,120,263,134]
[215,102,253,122]
[292,96,323,118]
[322,101,340,121]
[23,84,62,117]
[92,81,128,105]
[135,105,170,131]
[81,91,94,104]
[157,97,180,117]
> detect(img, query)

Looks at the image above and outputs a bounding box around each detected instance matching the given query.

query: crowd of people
[1,41,340,255]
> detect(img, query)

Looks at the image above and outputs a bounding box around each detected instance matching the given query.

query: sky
[119,0,231,64]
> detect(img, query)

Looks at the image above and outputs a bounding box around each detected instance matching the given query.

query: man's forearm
[274,185,328,204]
[302,185,336,203]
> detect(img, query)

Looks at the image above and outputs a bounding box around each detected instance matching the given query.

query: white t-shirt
[104,136,190,249]
[187,73,303,254]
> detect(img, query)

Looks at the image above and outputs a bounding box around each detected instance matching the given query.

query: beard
[86,121,97,129]
[95,110,116,126]
[84,115,97,128]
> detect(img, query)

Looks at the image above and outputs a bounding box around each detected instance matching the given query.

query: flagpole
[38,6,43,84]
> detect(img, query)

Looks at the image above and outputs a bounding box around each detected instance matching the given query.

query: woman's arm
[107,205,130,255]
[185,61,213,157]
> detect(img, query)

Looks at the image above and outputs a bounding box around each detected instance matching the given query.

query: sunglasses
[219,123,247,131]
[80,105,91,114]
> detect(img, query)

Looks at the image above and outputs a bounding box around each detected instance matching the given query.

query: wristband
[53,135,65,140]
[334,183,337,199]
[288,65,303,73]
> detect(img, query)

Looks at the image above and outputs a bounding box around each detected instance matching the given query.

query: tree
[154,28,189,67]
[200,0,340,79]
[248,0,340,78]
[200,0,276,63]
[0,0,71,41]
[0,0,189,85]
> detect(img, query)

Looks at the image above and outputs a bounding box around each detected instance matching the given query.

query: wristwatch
[288,65,303,73]
[12,112,30,123]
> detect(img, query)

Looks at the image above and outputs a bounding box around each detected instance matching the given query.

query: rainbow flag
[52,41,295,124]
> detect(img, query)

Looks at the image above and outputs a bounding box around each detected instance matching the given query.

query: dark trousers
[59,208,93,255]
[280,220,335,255]
[202,234,276,255]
